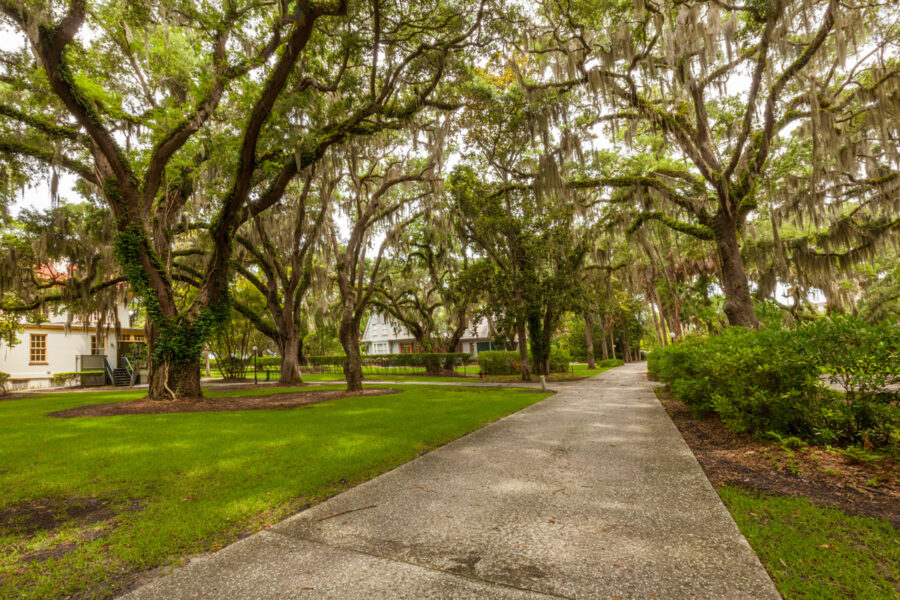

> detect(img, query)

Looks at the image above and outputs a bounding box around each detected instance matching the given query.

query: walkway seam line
[265,529,576,600]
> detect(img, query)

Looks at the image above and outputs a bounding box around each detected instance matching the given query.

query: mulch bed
[48,388,398,418]
[655,385,900,527]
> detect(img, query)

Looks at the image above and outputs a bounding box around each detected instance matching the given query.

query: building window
[91,335,102,355]
[30,334,47,364]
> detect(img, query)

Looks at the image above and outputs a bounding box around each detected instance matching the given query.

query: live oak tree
[451,166,591,376]
[330,140,437,391]
[0,202,128,350]
[520,0,899,328]
[0,0,485,398]
[372,222,476,371]
[229,171,334,384]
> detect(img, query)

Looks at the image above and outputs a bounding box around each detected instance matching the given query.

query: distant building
[0,300,144,389]
[361,313,508,357]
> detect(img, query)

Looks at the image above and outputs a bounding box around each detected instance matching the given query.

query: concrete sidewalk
[121,363,779,600]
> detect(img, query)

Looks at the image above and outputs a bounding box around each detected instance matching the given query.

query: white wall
[0,328,116,388]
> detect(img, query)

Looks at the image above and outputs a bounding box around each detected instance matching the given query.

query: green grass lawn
[204,362,618,385]
[720,485,900,599]
[0,384,550,599]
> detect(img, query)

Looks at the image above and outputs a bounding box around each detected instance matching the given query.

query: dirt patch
[655,386,900,526]
[19,542,78,563]
[0,497,116,536]
[48,388,398,418]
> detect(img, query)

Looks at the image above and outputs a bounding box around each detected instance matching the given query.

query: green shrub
[648,317,899,447]
[547,347,570,373]
[596,358,624,368]
[0,371,8,396]
[309,353,471,371]
[52,371,105,387]
[216,356,249,379]
[254,356,281,368]
[478,351,520,375]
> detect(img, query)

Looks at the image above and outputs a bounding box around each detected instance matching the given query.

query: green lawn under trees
[205,362,617,384]
[0,384,550,600]
[721,486,900,599]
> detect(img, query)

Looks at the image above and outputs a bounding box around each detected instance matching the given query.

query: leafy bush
[216,356,249,379]
[253,356,281,368]
[309,353,470,371]
[0,371,9,396]
[596,358,624,368]
[53,371,105,387]
[478,351,520,375]
[648,317,899,447]
[547,347,570,373]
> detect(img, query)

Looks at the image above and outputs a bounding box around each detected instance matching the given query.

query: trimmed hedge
[548,347,571,373]
[596,358,624,368]
[309,353,471,371]
[648,316,899,447]
[478,349,572,375]
[478,351,519,375]
[53,371,105,386]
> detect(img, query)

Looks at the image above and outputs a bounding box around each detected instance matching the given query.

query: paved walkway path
[122,363,779,600]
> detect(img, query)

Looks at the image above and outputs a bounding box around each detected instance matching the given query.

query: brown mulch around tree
[656,385,900,526]
[48,388,398,418]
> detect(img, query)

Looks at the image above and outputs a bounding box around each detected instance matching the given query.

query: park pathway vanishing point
[122,363,780,600]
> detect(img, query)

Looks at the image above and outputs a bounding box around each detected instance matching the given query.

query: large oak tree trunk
[147,359,201,400]
[279,328,303,385]
[717,218,760,328]
[600,325,609,361]
[584,312,596,369]
[527,312,550,377]
[339,315,364,392]
[146,323,202,400]
[516,320,531,381]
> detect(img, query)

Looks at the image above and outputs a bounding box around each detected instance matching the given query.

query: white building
[361,313,508,357]
[0,300,145,389]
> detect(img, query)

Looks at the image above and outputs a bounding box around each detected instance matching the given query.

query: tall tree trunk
[650,301,665,348]
[650,285,670,344]
[717,217,760,328]
[527,311,550,377]
[608,326,617,361]
[516,320,531,381]
[624,338,632,363]
[339,314,364,392]
[599,324,609,360]
[540,310,554,376]
[146,323,202,399]
[584,312,596,369]
[279,328,303,384]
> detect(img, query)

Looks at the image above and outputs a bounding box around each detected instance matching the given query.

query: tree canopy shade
[515,0,900,327]
[373,222,477,362]
[0,0,897,397]
[0,0,486,398]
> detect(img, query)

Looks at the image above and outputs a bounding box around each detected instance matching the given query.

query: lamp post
[252,346,258,385]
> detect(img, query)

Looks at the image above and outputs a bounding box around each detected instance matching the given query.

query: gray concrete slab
[121,363,779,600]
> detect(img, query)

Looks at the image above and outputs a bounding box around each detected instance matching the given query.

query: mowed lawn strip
[0,384,550,600]
[719,485,900,599]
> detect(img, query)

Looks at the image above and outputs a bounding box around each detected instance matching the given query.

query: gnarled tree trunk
[516,320,531,381]
[584,312,596,369]
[279,326,303,385]
[717,216,759,328]
[339,311,364,392]
[146,324,201,399]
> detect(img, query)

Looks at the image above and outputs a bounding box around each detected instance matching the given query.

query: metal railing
[102,356,115,386]
[122,356,136,386]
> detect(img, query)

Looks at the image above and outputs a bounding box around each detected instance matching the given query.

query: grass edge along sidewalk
[0,383,550,600]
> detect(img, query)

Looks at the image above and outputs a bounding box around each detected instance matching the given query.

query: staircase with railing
[104,356,136,387]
